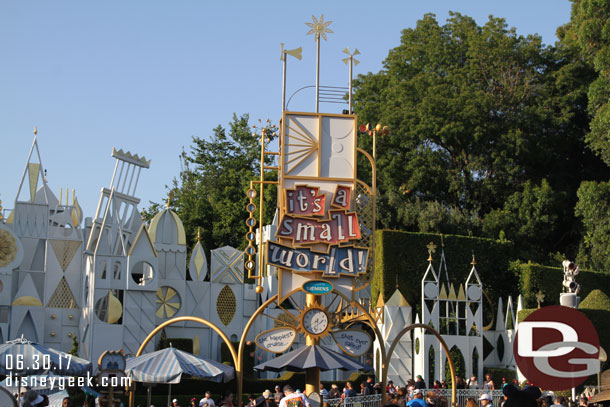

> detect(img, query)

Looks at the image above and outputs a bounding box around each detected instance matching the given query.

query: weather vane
[342,48,360,113]
[305,14,333,112]
[280,43,302,112]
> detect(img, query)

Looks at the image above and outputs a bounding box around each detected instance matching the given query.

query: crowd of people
[11,376,601,407]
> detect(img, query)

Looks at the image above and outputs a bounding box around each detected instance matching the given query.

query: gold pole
[128,316,238,407]
[257,132,266,292]
[237,294,279,406]
[305,293,321,396]
[382,323,457,407]
[316,37,320,113]
[348,56,353,113]
[282,51,287,112]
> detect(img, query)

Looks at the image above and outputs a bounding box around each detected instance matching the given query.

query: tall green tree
[559,0,610,272]
[145,114,277,259]
[575,181,610,271]
[354,12,605,261]
[559,0,610,165]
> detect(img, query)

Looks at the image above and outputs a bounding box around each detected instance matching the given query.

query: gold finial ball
[382,125,390,136]
[255,286,264,294]
[375,123,382,132]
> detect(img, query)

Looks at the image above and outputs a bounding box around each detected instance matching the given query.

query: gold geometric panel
[28,163,40,202]
[49,240,81,272]
[193,335,200,355]
[94,290,123,324]
[12,296,42,306]
[216,285,236,326]
[46,277,79,308]
[194,250,204,278]
[156,286,181,319]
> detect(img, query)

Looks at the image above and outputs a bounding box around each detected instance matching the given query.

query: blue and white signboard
[302,280,333,295]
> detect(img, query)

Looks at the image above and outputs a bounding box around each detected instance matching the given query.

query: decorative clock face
[302,308,329,335]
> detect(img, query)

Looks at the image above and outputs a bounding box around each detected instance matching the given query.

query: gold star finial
[305,14,333,41]
[427,242,437,262]
[196,227,201,242]
[34,126,38,135]
[167,191,174,208]
[471,253,477,266]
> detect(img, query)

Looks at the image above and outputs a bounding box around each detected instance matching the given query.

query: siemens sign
[302,280,333,295]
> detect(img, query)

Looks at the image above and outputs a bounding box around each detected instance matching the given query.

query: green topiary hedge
[579,289,610,310]
[513,261,610,308]
[220,341,256,377]
[374,230,516,314]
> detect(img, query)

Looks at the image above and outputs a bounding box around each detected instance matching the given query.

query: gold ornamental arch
[128,316,239,407]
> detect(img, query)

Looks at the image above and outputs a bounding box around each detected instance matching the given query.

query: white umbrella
[125,347,234,406]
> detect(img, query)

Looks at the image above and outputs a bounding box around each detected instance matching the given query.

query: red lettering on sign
[331,185,352,210]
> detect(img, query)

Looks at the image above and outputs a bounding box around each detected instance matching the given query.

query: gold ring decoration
[0,229,18,267]
[299,305,332,339]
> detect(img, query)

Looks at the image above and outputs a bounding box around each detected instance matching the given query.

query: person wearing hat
[479,394,493,407]
[328,384,340,399]
[262,390,276,407]
[200,391,215,407]
[414,375,426,390]
[22,390,44,407]
[406,389,426,407]
[172,399,182,407]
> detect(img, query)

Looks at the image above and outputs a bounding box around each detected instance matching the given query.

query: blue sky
[0,1,573,217]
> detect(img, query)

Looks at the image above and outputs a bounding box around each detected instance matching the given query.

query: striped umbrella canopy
[48,390,69,407]
[0,336,92,376]
[253,345,373,372]
[125,347,235,384]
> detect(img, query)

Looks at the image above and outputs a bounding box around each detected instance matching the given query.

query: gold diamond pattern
[49,240,81,272]
[46,277,78,308]
[216,285,236,326]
